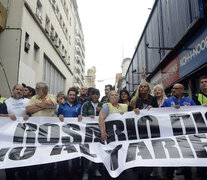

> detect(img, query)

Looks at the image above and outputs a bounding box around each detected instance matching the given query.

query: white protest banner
[0,106,207,177]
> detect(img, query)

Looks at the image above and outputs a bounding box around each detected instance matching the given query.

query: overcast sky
[76,0,155,96]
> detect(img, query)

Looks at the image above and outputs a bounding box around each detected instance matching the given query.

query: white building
[117,58,131,91]
[0,0,85,97]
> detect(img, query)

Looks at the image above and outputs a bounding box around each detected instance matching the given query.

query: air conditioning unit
[45,26,49,34]
[55,41,59,48]
[36,8,42,22]
[50,35,55,41]
[24,42,30,52]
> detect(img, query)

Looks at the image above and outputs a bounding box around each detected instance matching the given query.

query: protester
[99,90,127,180]
[118,89,133,111]
[162,83,196,108]
[130,81,158,180]
[57,87,82,180]
[79,88,103,180]
[151,85,167,178]
[101,95,109,103]
[26,82,57,180]
[192,75,207,180]
[0,93,6,107]
[100,84,113,102]
[162,83,196,180]
[23,86,36,99]
[56,91,66,114]
[193,75,207,106]
[152,85,167,107]
[130,81,158,115]
[0,84,29,121]
[0,84,30,180]
[77,86,88,105]
[99,90,127,142]
[26,82,57,117]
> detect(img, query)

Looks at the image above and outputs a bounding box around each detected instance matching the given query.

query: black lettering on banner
[189,134,207,158]
[193,112,207,133]
[137,115,160,139]
[84,123,101,143]
[79,144,97,158]
[13,123,37,144]
[126,142,152,162]
[0,148,10,161]
[105,145,122,171]
[62,124,82,144]
[126,118,137,140]
[151,138,180,159]
[50,145,77,155]
[170,113,195,136]
[9,146,36,160]
[105,120,126,144]
[176,136,194,158]
[38,124,60,145]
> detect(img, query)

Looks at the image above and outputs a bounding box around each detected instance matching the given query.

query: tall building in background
[0,0,85,97]
[85,66,96,88]
[117,58,131,92]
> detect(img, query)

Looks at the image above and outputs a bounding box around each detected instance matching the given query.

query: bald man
[162,83,196,108]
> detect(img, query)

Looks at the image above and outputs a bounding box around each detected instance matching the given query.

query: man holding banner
[0,84,30,180]
[26,82,56,180]
[162,83,196,180]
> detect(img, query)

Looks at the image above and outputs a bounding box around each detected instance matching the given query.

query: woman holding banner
[130,81,158,112]
[99,90,128,180]
[99,90,128,142]
[130,82,158,180]
[153,84,166,107]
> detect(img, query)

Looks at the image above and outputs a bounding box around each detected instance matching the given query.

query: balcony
[73,82,81,89]
[75,55,81,63]
[75,46,81,55]
[74,73,81,81]
[75,64,81,73]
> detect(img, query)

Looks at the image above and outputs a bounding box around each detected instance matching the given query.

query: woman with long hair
[130,81,158,114]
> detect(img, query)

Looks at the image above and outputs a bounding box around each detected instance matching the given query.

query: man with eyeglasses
[162,83,196,108]
[162,83,195,180]
[193,75,207,106]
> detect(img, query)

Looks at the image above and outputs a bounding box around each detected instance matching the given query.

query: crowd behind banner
[0,75,207,180]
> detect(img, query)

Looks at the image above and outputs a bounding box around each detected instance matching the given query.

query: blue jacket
[57,101,81,117]
[162,96,196,107]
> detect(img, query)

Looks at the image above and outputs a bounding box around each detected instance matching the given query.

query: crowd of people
[0,75,207,180]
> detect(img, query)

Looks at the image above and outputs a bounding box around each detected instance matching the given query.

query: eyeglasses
[173,88,181,90]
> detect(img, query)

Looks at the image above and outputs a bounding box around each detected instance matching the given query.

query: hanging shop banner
[161,54,180,89]
[0,106,207,177]
[179,24,207,78]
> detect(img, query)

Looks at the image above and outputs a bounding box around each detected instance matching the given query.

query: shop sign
[161,55,180,88]
[179,24,207,78]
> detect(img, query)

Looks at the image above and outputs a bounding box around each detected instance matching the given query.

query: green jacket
[81,100,103,116]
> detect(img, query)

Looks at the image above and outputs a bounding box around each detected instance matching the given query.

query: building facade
[84,66,96,88]
[126,0,207,97]
[117,58,131,92]
[0,0,85,97]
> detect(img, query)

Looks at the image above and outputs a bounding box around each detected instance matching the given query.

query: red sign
[161,55,180,88]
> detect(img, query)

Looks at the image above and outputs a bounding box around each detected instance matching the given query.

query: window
[24,32,30,53]
[43,55,66,95]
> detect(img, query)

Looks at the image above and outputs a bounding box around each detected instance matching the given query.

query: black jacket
[135,94,158,109]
